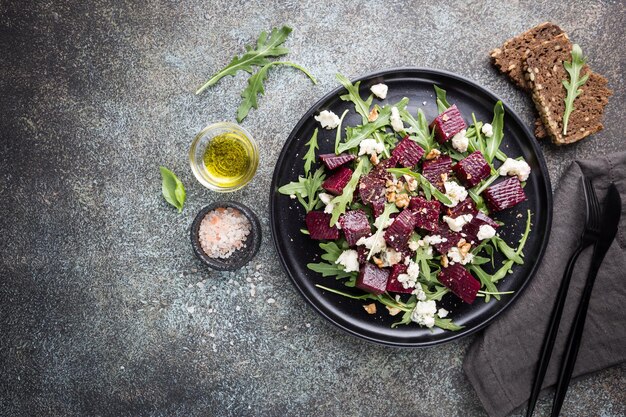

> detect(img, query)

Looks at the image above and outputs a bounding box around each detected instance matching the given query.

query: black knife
[550,182,622,417]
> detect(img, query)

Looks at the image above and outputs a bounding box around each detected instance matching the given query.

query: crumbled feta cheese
[370,83,388,99]
[289,194,296,199]
[396,260,419,288]
[411,300,437,328]
[323,202,335,214]
[390,106,404,132]
[443,214,473,232]
[406,260,420,279]
[477,224,497,241]
[408,239,420,251]
[318,192,333,205]
[481,123,494,137]
[447,247,474,265]
[499,158,531,181]
[423,235,447,245]
[335,249,360,273]
[412,284,427,301]
[358,138,385,156]
[451,129,469,153]
[356,234,387,255]
[381,248,403,267]
[314,110,341,129]
[443,181,468,207]
[438,308,449,318]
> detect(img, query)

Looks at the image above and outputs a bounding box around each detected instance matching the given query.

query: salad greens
[196,26,316,122]
[562,44,589,135]
[279,75,534,332]
[160,166,186,213]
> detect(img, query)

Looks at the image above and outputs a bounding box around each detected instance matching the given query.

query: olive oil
[202,132,251,187]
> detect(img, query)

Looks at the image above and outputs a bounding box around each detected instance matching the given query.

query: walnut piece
[363,303,377,314]
[425,149,441,160]
[395,193,410,208]
[368,107,379,122]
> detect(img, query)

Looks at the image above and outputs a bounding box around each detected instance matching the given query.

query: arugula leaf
[516,210,532,257]
[196,26,292,94]
[399,107,434,151]
[308,263,355,280]
[315,284,376,300]
[319,241,343,263]
[562,44,590,135]
[387,168,453,206]
[469,265,500,302]
[485,101,504,163]
[471,172,499,196]
[278,167,325,212]
[237,61,317,122]
[334,109,350,154]
[434,85,451,113]
[494,236,524,264]
[434,318,464,331]
[159,166,186,213]
[367,203,399,259]
[491,260,514,283]
[302,128,319,175]
[336,73,373,123]
[329,158,371,225]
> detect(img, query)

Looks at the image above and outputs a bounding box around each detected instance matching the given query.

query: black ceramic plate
[270,68,552,347]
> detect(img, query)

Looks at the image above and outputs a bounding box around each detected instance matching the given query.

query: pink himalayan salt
[199,207,251,259]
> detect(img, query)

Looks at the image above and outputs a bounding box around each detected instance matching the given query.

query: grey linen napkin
[463,151,626,417]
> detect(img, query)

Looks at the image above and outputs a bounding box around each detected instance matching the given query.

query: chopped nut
[363,303,377,315]
[441,255,449,268]
[460,242,472,255]
[373,257,384,268]
[425,148,441,160]
[403,175,418,191]
[386,191,396,203]
[442,114,450,122]
[395,193,410,208]
[457,238,467,248]
[368,107,379,122]
[440,173,448,182]
[386,305,402,316]
[370,153,380,165]
[386,179,396,187]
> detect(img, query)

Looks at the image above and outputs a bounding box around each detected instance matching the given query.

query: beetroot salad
[278,74,533,331]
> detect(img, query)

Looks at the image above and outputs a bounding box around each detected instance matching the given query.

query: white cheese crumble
[356,234,386,256]
[323,202,335,214]
[451,129,469,153]
[477,224,497,241]
[438,308,449,318]
[447,247,474,265]
[443,181,468,207]
[423,235,447,245]
[481,123,494,137]
[443,214,473,232]
[318,192,333,205]
[335,249,360,273]
[412,284,427,301]
[370,83,388,99]
[411,300,437,328]
[358,138,385,157]
[314,110,341,129]
[390,106,404,132]
[499,158,531,181]
[289,194,296,199]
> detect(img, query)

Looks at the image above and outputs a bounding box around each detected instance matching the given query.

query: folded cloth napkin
[464,151,626,417]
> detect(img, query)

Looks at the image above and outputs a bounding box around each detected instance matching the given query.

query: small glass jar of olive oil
[189,122,259,192]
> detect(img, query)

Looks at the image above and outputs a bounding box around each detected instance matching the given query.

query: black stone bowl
[190,201,261,271]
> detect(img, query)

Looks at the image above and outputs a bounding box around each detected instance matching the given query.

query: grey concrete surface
[1,1,624,416]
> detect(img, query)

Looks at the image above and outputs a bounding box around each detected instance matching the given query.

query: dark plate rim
[269,67,553,347]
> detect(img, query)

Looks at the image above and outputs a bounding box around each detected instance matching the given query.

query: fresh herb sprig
[277,167,325,212]
[302,128,319,175]
[329,158,371,225]
[562,44,589,135]
[159,167,186,213]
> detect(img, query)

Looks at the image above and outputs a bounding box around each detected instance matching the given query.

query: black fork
[526,176,601,417]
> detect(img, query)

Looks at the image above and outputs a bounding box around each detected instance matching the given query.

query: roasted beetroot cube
[378,154,399,169]
[339,210,371,246]
[356,263,390,295]
[438,264,481,304]
[386,264,413,294]
[305,211,339,240]
[409,196,441,233]
[359,172,388,216]
[422,156,452,192]
[319,153,356,170]
[357,246,368,264]
[483,177,527,212]
[391,136,425,168]
[384,209,417,250]
[453,151,491,188]
[446,197,477,218]
[463,212,499,243]
[432,225,463,254]
[429,104,467,144]
[322,166,353,195]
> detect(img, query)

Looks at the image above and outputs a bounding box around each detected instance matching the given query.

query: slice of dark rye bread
[490,22,565,90]
[524,34,613,145]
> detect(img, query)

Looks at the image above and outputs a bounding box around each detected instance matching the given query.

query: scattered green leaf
[485,101,504,163]
[334,109,350,154]
[434,85,451,113]
[302,128,319,175]
[159,166,186,213]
